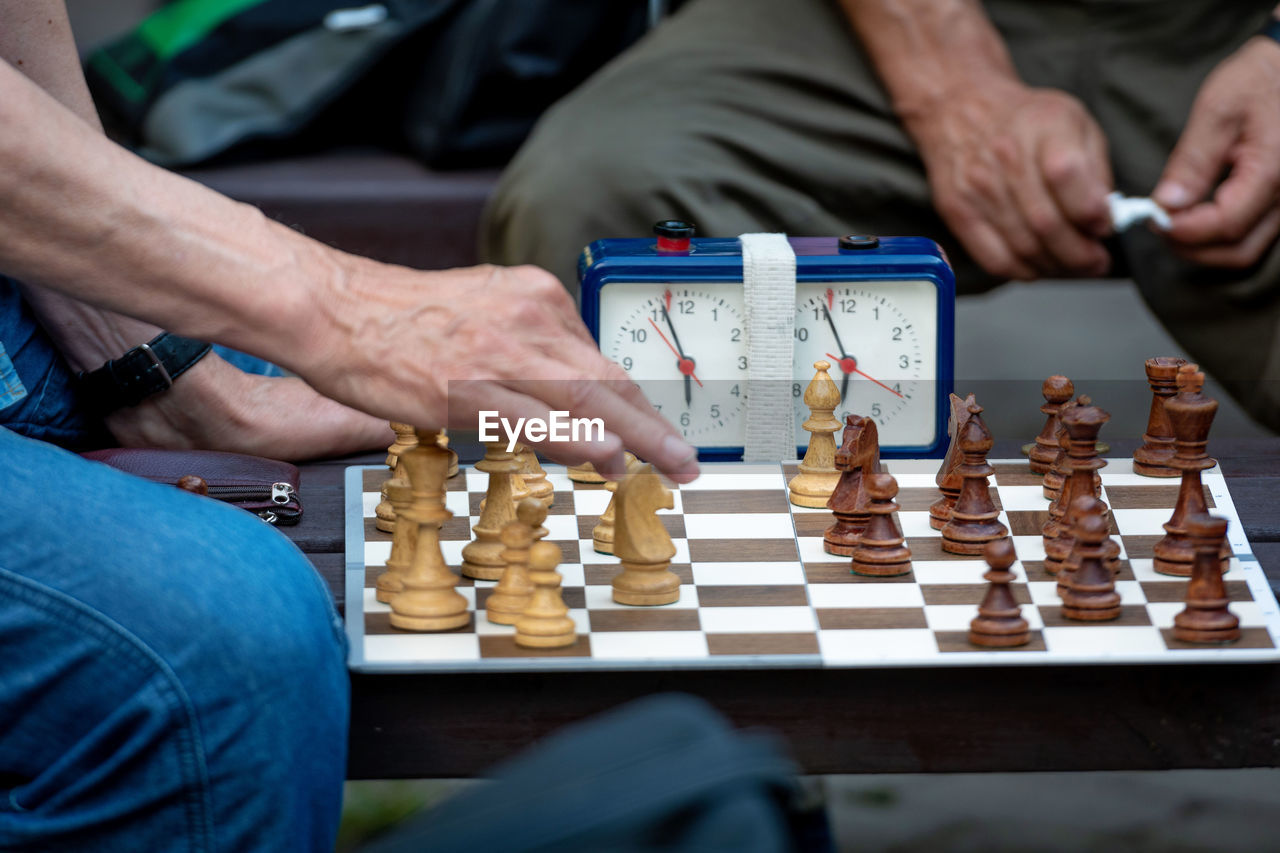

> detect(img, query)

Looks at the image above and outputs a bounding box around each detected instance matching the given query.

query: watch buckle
[138,342,174,390]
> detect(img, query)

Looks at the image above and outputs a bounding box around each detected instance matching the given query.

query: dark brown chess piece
[1055,495,1119,599]
[825,415,879,556]
[1042,395,1080,500]
[941,402,1008,555]
[930,393,975,530]
[1133,357,1188,477]
[1173,514,1240,644]
[851,473,912,577]
[1029,375,1074,474]
[969,537,1030,647]
[1043,403,1109,575]
[1043,395,1102,501]
[1061,512,1121,621]
[1153,365,1220,577]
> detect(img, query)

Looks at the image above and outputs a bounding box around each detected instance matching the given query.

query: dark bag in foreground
[361,693,832,853]
[81,447,302,525]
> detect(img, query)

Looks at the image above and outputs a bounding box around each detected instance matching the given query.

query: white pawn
[515,541,577,648]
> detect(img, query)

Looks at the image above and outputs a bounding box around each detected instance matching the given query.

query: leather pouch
[82,447,302,525]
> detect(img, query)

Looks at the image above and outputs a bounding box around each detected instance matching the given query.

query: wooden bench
[185,151,501,271]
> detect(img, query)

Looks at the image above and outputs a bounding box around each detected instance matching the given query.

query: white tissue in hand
[1107,192,1172,232]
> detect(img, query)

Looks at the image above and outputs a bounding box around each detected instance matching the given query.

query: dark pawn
[1055,495,1120,599]
[1043,403,1109,575]
[824,415,879,556]
[1173,514,1240,644]
[969,537,1030,648]
[851,473,912,577]
[930,393,976,530]
[941,402,1008,555]
[1153,365,1221,577]
[1061,513,1122,622]
[1029,375,1074,475]
[1133,357,1187,478]
[1043,395,1082,500]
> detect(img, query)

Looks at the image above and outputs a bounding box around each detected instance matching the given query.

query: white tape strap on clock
[739,232,796,462]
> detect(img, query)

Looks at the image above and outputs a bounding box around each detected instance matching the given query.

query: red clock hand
[824,352,904,399]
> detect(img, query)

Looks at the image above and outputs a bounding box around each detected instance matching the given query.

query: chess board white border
[344,461,1280,674]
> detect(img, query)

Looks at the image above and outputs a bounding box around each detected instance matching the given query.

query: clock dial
[601,282,749,442]
[792,281,938,447]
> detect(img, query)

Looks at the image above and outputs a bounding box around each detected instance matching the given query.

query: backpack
[360,693,833,852]
[85,0,649,168]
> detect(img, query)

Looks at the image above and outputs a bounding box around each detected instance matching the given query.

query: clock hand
[661,305,690,362]
[823,351,852,400]
[648,317,703,388]
[659,305,699,408]
[822,305,849,360]
[822,305,852,399]
[853,367,905,399]
[824,352,904,399]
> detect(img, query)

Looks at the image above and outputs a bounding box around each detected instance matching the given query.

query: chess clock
[579,223,955,460]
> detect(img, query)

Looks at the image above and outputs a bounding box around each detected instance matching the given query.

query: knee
[487,90,679,227]
[165,507,347,703]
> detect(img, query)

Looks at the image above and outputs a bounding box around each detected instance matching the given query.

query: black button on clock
[838,235,880,251]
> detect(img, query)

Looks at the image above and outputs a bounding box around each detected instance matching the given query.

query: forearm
[0,58,329,373]
[837,0,1019,126]
[0,0,170,371]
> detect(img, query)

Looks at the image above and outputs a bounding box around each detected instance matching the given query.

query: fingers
[441,320,699,483]
[512,365,700,483]
[106,357,391,461]
[1040,129,1114,239]
[1170,204,1280,269]
[1153,99,1236,212]
[1001,137,1111,276]
[453,381,630,478]
[926,88,1113,281]
[1165,147,1280,247]
[935,166,1038,282]
[244,377,391,459]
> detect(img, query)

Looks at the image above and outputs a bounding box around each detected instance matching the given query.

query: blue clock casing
[580,234,956,460]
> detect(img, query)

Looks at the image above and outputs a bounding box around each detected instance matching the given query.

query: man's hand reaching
[1154,35,1280,269]
[288,255,699,482]
[904,79,1114,281]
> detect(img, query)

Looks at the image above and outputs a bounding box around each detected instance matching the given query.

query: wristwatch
[77,332,212,414]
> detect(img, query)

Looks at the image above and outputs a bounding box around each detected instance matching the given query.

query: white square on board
[590,631,709,660]
[819,629,938,663]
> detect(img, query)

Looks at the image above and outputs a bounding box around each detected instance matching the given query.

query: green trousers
[480,0,1280,431]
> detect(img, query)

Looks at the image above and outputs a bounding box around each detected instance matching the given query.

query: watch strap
[77,332,212,414]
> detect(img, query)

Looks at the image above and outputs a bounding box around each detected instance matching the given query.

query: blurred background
[60,2,1280,850]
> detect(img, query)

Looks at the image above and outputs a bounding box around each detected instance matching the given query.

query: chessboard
[344,459,1280,673]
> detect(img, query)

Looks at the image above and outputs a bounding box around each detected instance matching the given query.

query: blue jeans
[0,284,347,851]
[0,430,349,851]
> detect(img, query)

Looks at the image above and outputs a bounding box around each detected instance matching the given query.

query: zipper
[203,482,295,504]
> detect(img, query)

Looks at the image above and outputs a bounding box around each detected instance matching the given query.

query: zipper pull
[271,482,295,504]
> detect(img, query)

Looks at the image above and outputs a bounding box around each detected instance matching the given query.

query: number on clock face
[602,283,749,441]
[598,279,938,448]
[792,281,938,446]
